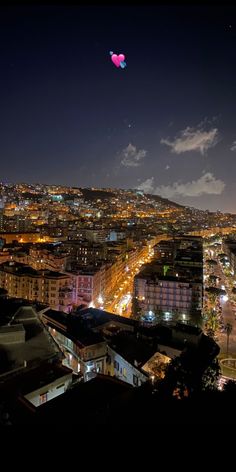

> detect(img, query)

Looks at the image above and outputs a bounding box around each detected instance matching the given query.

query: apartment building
[42,309,107,381]
[29,246,68,271]
[153,239,176,263]
[134,272,195,314]
[134,261,203,318]
[0,261,74,312]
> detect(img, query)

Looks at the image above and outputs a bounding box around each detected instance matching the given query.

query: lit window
[39,392,48,404]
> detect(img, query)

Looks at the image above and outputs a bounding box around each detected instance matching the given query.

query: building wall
[153,240,175,262]
[144,280,193,312]
[0,324,25,344]
[134,276,202,314]
[29,248,67,272]
[0,264,74,312]
[106,346,148,387]
[73,269,102,305]
[24,372,72,407]
[47,326,107,381]
[0,232,56,244]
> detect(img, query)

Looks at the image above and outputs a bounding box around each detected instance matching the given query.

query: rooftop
[76,307,138,329]
[174,322,202,336]
[0,261,69,279]
[136,260,202,282]
[0,298,48,326]
[175,249,203,263]
[14,374,131,424]
[20,363,72,396]
[43,270,69,279]
[142,352,171,378]
[109,331,156,368]
[0,261,39,276]
[43,309,105,347]
[0,304,60,378]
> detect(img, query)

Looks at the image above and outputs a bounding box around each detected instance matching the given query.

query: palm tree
[225,323,233,357]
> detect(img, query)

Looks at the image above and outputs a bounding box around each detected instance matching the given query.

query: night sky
[1,4,236,212]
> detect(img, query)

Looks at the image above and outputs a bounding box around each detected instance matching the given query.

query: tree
[158,356,189,399]
[205,308,220,334]
[225,323,233,357]
[218,253,227,259]
[206,259,217,266]
[205,287,226,307]
[131,297,142,319]
[208,275,218,286]
[223,379,236,397]
[206,288,218,306]
[200,359,220,392]
[206,287,226,296]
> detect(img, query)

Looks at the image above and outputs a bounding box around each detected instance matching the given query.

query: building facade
[0,261,74,312]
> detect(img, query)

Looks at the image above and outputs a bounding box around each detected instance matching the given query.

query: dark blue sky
[1,5,236,212]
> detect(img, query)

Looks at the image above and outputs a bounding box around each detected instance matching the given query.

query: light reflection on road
[103,253,153,317]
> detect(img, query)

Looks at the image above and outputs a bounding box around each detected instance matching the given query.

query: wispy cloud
[230,140,236,151]
[137,173,225,198]
[161,124,219,155]
[120,143,147,167]
[137,177,154,193]
[165,165,170,170]
[153,173,225,198]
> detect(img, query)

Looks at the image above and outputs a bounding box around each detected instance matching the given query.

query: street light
[97,294,104,309]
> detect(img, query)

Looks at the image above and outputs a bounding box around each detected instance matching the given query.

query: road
[217,299,236,355]
[102,253,153,317]
[215,263,236,355]
[204,245,236,355]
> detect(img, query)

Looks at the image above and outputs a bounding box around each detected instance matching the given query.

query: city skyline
[1,5,236,212]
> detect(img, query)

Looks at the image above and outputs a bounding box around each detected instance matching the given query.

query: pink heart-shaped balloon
[111,54,125,68]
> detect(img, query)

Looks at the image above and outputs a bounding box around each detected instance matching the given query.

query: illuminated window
[40,391,48,404]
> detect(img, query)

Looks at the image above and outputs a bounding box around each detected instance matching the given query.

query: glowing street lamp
[97,295,104,308]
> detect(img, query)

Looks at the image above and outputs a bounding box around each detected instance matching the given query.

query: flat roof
[174,322,202,336]
[0,308,60,377]
[0,324,24,334]
[44,309,105,347]
[77,307,138,329]
[109,331,156,367]
[136,260,202,282]
[0,262,69,279]
[28,375,132,424]
[0,298,49,326]
[21,363,72,396]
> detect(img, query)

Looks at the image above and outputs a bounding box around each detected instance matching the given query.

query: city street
[103,252,153,317]
[204,243,236,356]
[214,262,236,355]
